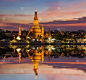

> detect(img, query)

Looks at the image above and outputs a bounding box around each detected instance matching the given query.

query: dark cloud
[1,16,86,31]
[40,16,86,24]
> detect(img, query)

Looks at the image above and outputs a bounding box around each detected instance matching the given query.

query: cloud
[20,7,24,10]
[20,7,29,10]
[1,21,86,31]
[45,1,59,11]
[2,17,5,21]
[0,22,33,31]
[0,14,86,31]
[0,14,33,17]
[40,10,85,19]
[40,16,86,24]
[38,16,86,31]
[40,1,86,20]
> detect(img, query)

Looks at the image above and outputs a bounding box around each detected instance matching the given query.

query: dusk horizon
[0,0,86,31]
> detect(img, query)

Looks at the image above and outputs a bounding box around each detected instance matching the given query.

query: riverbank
[0,42,86,46]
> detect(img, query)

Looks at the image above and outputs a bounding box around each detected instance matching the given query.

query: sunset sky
[0,0,86,31]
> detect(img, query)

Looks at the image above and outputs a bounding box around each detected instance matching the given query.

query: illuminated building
[11,37,17,43]
[45,32,49,38]
[27,10,44,39]
[26,26,30,39]
[16,35,21,40]
[16,10,53,41]
[16,25,21,40]
[19,25,21,36]
[42,25,44,39]
[45,27,52,42]
[48,27,52,42]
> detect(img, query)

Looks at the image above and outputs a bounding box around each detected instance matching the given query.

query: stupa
[27,10,44,38]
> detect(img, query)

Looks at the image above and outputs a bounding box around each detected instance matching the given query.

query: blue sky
[0,0,86,31]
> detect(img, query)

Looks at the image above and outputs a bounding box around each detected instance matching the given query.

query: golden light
[11,39,17,43]
[25,45,30,48]
[48,48,51,51]
[35,75,37,80]
[26,49,30,52]
[16,48,21,52]
[49,37,50,40]
[27,37,30,39]
[35,9,37,12]
[26,40,29,43]
[16,36,21,40]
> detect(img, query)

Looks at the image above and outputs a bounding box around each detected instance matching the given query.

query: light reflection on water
[0,45,86,80]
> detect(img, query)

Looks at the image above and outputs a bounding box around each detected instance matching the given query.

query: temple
[16,10,52,42]
[27,10,44,39]
[45,27,52,42]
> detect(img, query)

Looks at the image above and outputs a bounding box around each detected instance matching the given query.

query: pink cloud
[39,23,86,28]
[42,62,86,65]
[40,10,85,19]
[0,14,33,17]
[40,1,86,20]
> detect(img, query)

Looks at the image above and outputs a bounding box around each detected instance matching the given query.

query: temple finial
[35,9,37,12]
[34,10,38,20]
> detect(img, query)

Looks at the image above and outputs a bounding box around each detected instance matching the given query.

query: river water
[0,45,86,80]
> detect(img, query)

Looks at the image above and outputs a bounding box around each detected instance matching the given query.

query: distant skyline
[0,0,86,31]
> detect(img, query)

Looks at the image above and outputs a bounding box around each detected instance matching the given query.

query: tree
[54,33,63,40]
[37,35,42,41]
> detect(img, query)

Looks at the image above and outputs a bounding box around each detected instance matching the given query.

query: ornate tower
[28,10,44,39]
[28,10,42,38]
[19,25,21,36]
[28,49,42,77]
[49,26,50,36]
[34,10,38,20]
[16,26,21,40]
[42,25,44,39]
[32,10,40,29]
[26,26,30,39]
[48,26,52,42]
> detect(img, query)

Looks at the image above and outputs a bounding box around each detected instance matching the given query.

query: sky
[0,0,86,31]
[0,56,86,80]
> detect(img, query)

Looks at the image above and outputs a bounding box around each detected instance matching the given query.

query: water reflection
[0,45,86,79]
[0,45,86,59]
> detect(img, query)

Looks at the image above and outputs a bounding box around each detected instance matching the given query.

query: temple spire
[49,26,50,36]
[34,10,38,20]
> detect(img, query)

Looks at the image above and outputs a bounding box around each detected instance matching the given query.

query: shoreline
[0,42,86,45]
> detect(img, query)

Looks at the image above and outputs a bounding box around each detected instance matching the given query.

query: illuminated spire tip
[35,9,37,12]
